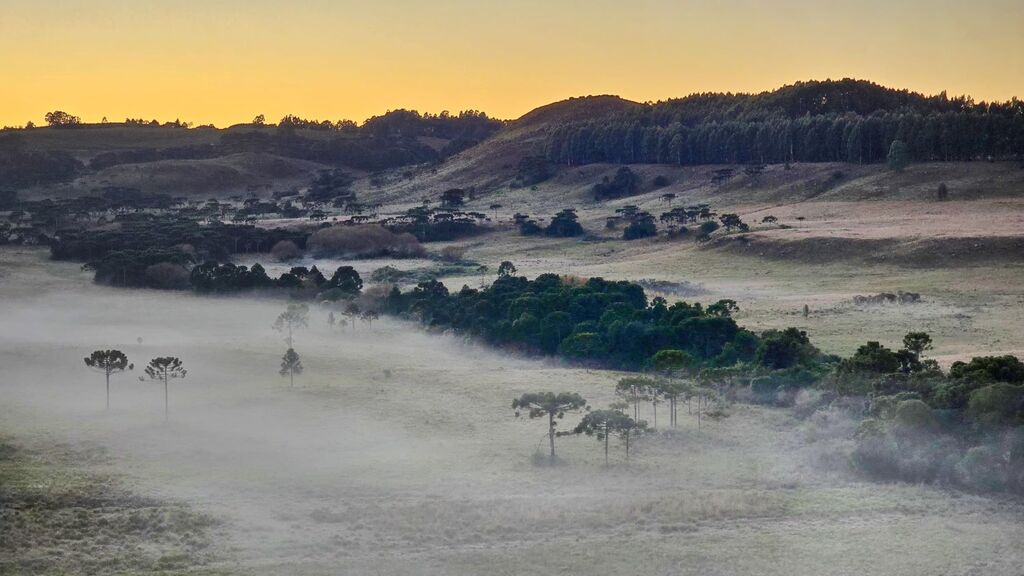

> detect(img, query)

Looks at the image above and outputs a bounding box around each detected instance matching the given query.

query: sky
[1,0,1022,126]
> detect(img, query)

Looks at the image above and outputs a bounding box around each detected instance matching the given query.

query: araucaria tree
[574,408,637,464]
[83,350,133,410]
[512,392,587,463]
[143,357,187,421]
[273,303,310,346]
[280,348,303,387]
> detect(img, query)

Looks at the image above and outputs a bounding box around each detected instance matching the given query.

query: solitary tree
[83,350,133,410]
[143,357,187,421]
[887,139,911,171]
[902,332,933,358]
[497,261,517,278]
[280,348,303,387]
[574,408,636,464]
[512,392,587,463]
[273,303,309,346]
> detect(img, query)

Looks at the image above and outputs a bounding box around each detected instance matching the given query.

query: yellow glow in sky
[1,0,1022,126]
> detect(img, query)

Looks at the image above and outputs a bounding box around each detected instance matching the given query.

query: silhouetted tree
[273,303,310,346]
[512,392,587,463]
[280,348,303,387]
[44,110,81,127]
[83,349,133,410]
[497,261,517,278]
[143,357,186,421]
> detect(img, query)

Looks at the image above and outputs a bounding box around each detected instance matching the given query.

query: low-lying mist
[2,250,1023,575]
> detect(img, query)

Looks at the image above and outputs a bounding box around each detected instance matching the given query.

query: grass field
[2,247,1024,575]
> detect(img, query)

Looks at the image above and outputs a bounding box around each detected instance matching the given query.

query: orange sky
[1,0,1022,126]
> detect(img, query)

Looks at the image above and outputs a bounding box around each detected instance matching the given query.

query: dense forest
[545,79,1024,166]
[0,109,502,188]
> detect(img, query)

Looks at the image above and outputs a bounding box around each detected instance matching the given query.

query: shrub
[893,399,937,430]
[438,245,467,262]
[270,240,302,262]
[308,225,425,259]
[623,215,657,240]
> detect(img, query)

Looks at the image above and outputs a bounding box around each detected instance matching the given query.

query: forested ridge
[544,79,1024,166]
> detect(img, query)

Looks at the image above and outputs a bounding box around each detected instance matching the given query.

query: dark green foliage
[279,348,303,387]
[696,221,720,240]
[574,409,638,463]
[52,215,307,270]
[512,391,587,462]
[593,167,640,200]
[86,249,194,288]
[0,133,81,188]
[755,328,820,370]
[622,212,657,240]
[887,139,911,170]
[384,272,758,370]
[383,207,484,242]
[838,341,901,374]
[84,349,133,410]
[513,156,552,187]
[967,384,1024,426]
[546,80,1024,166]
[545,209,584,237]
[518,218,543,236]
[718,213,747,232]
[949,355,1024,384]
[652,349,695,374]
[305,169,355,203]
[325,266,363,295]
[143,357,187,421]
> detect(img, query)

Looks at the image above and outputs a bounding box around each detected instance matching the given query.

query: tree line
[544,80,1024,166]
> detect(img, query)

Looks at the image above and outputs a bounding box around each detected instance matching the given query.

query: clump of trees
[593,167,641,200]
[512,156,552,188]
[381,266,768,371]
[0,133,81,188]
[383,206,486,242]
[544,209,584,237]
[307,225,425,258]
[574,408,642,464]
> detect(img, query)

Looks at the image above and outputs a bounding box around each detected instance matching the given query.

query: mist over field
[2,248,1023,575]
[3,15,1024,569]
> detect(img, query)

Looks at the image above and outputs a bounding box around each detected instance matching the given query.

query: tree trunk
[548,412,556,462]
[290,370,294,388]
[604,429,609,465]
[105,372,110,411]
[164,375,169,422]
